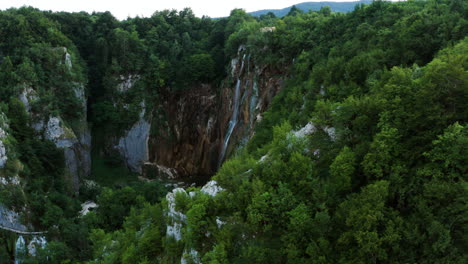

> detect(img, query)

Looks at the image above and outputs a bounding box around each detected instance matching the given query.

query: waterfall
[15,235,26,264]
[28,236,47,257]
[219,79,241,167]
[239,54,246,75]
[249,81,259,127]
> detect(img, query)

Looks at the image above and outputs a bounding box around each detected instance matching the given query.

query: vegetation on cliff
[0,0,466,263]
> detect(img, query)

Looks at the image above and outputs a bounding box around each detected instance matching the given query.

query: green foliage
[0,1,467,263]
[95,187,139,231]
[185,53,216,83]
[329,146,355,195]
[89,203,165,264]
[0,57,20,101]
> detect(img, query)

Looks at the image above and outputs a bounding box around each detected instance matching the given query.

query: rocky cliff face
[116,103,151,174]
[142,46,286,179]
[0,121,8,169]
[18,48,91,193]
[39,115,91,193]
[145,84,220,179]
[107,46,287,180]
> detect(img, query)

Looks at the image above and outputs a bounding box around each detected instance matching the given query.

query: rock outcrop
[0,128,7,168]
[145,46,286,179]
[117,105,151,173]
[165,180,225,263]
[0,112,10,169]
[104,46,287,180]
[35,115,91,193]
[18,49,91,194]
[166,188,188,241]
[0,205,28,233]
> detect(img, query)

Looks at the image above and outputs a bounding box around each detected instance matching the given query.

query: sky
[0,0,381,19]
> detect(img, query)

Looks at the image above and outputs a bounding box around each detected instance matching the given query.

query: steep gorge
[102,45,286,182]
[1,2,466,262]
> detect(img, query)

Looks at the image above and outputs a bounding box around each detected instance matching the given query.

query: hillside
[0,0,467,263]
[249,0,373,17]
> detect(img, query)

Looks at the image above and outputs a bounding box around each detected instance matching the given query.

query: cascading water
[15,235,26,264]
[249,81,259,127]
[218,79,241,167]
[239,54,246,75]
[28,236,47,257]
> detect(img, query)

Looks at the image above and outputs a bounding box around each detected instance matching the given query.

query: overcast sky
[0,0,388,19]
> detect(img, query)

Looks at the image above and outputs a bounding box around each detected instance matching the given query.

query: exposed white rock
[0,205,28,232]
[0,176,20,186]
[293,122,316,138]
[164,183,224,247]
[320,85,326,96]
[27,236,47,256]
[0,126,6,138]
[83,180,99,189]
[144,163,179,179]
[43,116,90,193]
[0,127,7,168]
[256,114,263,123]
[164,182,186,190]
[65,52,72,69]
[201,180,224,197]
[157,165,178,179]
[166,223,183,241]
[80,201,98,216]
[260,26,276,33]
[45,117,64,141]
[166,188,188,241]
[117,105,150,174]
[55,47,72,69]
[258,154,268,163]
[323,126,336,141]
[44,117,76,148]
[18,87,38,112]
[117,74,140,92]
[181,249,201,264]
[216,217,225,229]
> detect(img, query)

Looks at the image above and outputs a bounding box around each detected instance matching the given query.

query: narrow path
[0,225,46,235]
[1,205,46,235]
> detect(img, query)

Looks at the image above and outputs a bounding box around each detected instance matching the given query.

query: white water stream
[218,79,241,167]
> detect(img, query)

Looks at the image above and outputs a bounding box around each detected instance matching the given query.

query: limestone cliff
[145,46,286,179]
[0,117,8,169]
[105,46,287,180]
[18,47,91,193]
[116,103,151,174]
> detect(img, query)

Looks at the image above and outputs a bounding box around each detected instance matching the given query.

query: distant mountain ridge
[249,0,374,17]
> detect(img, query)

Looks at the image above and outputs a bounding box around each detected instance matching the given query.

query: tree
[0,57,19,101]
[287,6,303,17]
[336,181,402,263]
[185,53,215,83]
[329,146,355,195]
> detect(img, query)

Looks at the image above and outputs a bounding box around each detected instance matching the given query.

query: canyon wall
[115,46,287,180]
[18,48,91,193]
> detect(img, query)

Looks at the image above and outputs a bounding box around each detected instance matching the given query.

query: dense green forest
[0,0,467,263]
